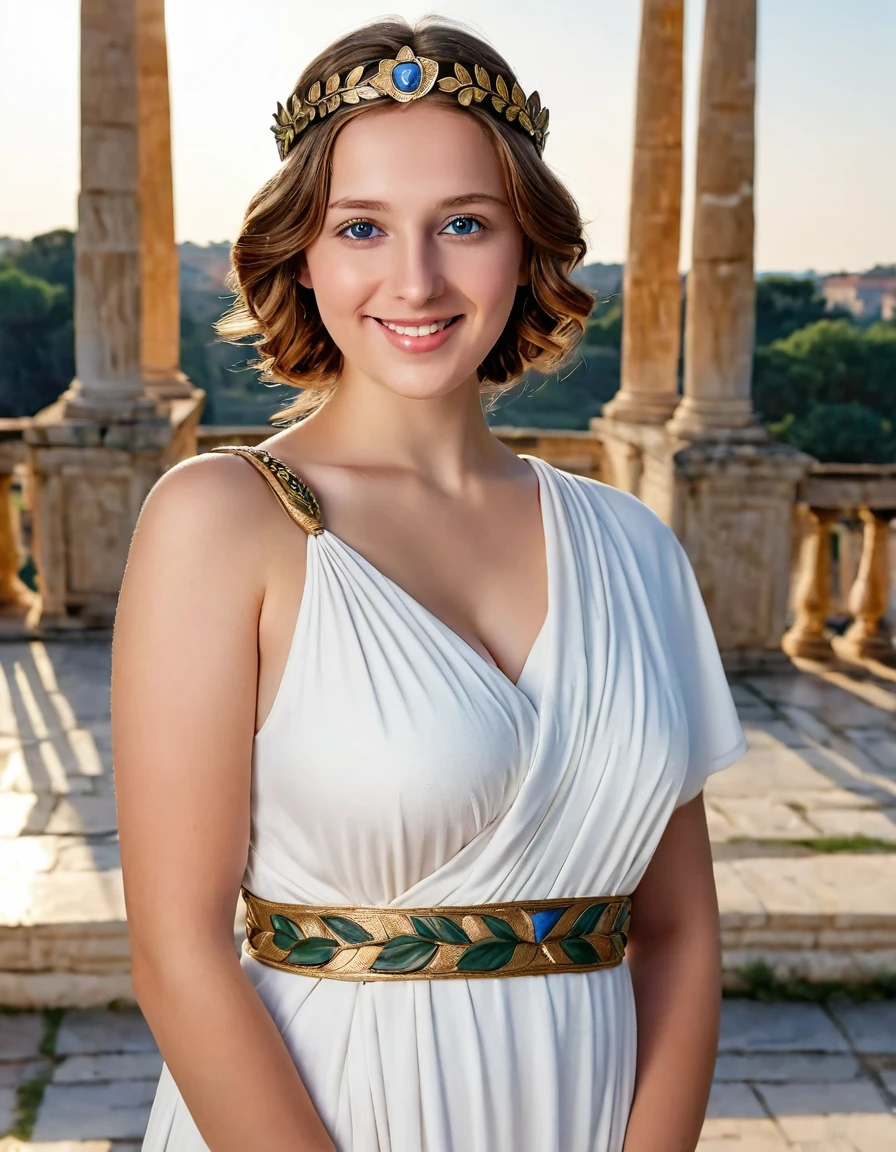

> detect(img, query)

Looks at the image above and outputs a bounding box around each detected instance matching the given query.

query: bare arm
[621,793,721,1152]
[112,454,335,1152]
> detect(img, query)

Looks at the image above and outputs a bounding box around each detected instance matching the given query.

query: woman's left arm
[622,791,721,1152]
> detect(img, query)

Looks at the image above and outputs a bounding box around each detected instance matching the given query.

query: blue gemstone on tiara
[392,61,422,93]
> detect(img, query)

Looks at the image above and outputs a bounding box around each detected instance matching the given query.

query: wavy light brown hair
[214,15,594,424]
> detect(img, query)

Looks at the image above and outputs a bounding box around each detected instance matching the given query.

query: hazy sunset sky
[2,0,894,272]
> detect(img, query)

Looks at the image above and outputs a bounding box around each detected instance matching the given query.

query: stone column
[602,0,683,425]
[24,0,205,629]
[62,0,157,419]
[138,0,192,399]
[666,0,763,440]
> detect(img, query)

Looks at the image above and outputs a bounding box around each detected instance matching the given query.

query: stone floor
[1,998,896,1147]
[2,640,896,1005]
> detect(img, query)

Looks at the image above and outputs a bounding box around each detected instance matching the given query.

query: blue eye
[341,220,383,240]
[443,216,482,236]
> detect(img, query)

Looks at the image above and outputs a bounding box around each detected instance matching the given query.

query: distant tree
[0,263,74,416]
[9,228,74,301]
[769,403,896,464]
[754,276,832,347]
[583,296,622,349]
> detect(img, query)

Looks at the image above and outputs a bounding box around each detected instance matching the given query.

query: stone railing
[197,424,606,480]
[783,463,896,664]
[0,418,37,631]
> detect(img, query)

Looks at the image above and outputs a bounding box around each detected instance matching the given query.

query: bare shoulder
[125,449,292,593]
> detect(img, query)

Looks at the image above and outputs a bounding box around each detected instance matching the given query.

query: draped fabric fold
[142,456,747,1152]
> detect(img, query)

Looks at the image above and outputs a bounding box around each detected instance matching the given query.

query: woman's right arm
[112,454,336,1152]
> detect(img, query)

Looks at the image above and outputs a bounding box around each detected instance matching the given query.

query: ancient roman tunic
[141,453,748,1151]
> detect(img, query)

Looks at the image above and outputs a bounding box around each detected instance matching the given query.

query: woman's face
[299,100,526,402]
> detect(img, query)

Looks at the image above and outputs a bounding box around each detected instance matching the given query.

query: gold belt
[241,887,631,981]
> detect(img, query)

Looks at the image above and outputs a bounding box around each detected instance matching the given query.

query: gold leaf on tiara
[518,110,534,133]
[342,88,360,104]
[457,87,475,107]
[511,81,526,108]
[496,75,509,102]
[472,87,488,103]
[437,77,463,93]
[308,81,321,103]
[345,65,364,87]
[474,64,489,88]
[491,96,507,113]
[506,104,519,121]
[454,63,472,86]
[325,72,340,95]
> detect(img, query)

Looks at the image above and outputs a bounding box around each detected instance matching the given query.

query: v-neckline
[318,454,553,696]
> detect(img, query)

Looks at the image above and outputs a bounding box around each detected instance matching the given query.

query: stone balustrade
[0,419,37,633]
[783,463,896,665]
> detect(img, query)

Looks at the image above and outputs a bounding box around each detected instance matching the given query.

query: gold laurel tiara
[271,44,550,161]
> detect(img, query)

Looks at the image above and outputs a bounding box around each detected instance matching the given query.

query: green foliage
[0,261,74,416]
[753,317,896,459]
[583,295,622,349]
[769,404,896,464]
[729,961,896,1003]
[487,347,622,431]
[754,276,831,347]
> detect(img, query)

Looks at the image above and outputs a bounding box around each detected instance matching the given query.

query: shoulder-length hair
[214,16,594,424]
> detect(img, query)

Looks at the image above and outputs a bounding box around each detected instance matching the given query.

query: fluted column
[666,0,764,440]
[603,0,683,425]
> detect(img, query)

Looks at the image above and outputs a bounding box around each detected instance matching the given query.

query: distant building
[821,272,896,320]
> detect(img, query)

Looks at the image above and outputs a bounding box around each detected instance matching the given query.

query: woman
[114,16,748,1152]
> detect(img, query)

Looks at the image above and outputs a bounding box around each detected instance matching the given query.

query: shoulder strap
[208,445,324,536]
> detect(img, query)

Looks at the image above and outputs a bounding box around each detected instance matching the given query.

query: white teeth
[382,318,453,336]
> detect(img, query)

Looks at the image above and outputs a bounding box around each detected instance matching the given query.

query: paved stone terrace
[1,998,896,1147]
[1,640,896,1143]
[2,640,896,1005]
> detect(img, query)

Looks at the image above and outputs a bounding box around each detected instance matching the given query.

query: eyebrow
[327,193,508,212]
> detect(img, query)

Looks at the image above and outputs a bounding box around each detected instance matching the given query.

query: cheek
[451,240,522,311]
[305,246,372,318]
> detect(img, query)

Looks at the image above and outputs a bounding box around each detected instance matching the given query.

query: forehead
[328,102,506,203]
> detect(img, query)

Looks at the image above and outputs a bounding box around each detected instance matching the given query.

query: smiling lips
[371,313,462,353]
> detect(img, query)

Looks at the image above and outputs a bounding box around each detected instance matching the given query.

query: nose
[389,231,445,308]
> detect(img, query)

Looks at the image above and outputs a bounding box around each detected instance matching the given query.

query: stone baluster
[782,506,837,661]
[602,0,684,425]
[833,507,896,664]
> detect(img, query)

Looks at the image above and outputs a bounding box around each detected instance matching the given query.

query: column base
[23,389,206,629]
[601,389,681,425]
[665,395,768,442]
[59,381,163,423]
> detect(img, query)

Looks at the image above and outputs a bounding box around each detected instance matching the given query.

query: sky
[2,0,894,273]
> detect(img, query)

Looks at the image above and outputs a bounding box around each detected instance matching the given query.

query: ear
[517,243,530,287]
[297,255,313,290]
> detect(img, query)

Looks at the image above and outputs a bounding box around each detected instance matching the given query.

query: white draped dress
[141,453,748,1151]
